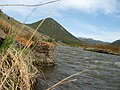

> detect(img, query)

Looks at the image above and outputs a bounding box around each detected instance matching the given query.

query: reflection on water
[35,46,120,90]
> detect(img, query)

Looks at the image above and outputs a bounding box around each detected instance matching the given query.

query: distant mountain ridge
[78,37,110,45]
[111,39,120,46]
[27,18,83,44]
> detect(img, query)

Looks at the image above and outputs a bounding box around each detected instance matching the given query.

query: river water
[35,46,120,90]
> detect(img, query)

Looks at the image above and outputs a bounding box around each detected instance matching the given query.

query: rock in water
[32,42,55,67]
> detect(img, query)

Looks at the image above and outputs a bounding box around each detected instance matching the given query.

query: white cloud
[60,0,118,14]
[1,0,119,17]
[1,0,120,42]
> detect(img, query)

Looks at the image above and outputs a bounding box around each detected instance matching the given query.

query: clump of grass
[0,43,38,90]
[0,20,38,90]
[0,36,14,53]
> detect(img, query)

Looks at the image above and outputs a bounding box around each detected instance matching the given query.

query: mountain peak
[45,17,54,20]
[28,18,83,44]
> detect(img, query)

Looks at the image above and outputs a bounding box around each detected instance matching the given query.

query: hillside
[0,11,50,42]
[27,18,82,44]
[78,37,110,45]
[111,39,120,46]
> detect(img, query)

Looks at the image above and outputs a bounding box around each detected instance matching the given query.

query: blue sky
[1,0,120,42]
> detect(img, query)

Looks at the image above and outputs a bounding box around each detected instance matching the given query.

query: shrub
[0,36,14,53]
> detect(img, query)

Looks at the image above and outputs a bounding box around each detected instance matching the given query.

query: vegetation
[0,11,39,90]
[78,38,120,55]
[0,36,13,53]
[27,18,83,45]
[0,10,58,90]
[0,12,50,42]
[84,44,120,55]
[0,35,37,90]
[0,43,37,90]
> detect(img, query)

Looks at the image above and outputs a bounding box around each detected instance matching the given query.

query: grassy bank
[0,12,40,90]
[0,10,57,89]
[84,45,120,55]
[0,36,38,90]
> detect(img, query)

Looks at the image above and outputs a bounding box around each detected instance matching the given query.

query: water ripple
[35,46,120,90]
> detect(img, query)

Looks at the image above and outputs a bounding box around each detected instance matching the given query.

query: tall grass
[0,44,38,90]
[0,19,38,90]
[0,2,59,88]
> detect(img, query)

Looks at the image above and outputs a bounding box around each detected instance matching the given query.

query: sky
[0,0,120,42]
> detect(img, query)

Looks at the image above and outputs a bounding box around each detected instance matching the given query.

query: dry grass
[0,17,38,90]
[0,10,56,90]
[94,45,120,53]
[84,44,120,55]
[0,44,38,90]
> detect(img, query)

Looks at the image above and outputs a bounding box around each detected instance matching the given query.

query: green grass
[0,36,14,53]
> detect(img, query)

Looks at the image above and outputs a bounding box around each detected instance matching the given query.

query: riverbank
[83,45,120,56]
[0,13,57,89]
[0,35,55,90]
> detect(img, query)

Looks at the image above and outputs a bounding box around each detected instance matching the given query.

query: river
[35,46,120,90]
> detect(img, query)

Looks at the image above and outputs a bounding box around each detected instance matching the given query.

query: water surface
[35,46,120,90]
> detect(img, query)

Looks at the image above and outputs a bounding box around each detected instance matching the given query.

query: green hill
[111,39,120,46]
[27,18,82,44]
